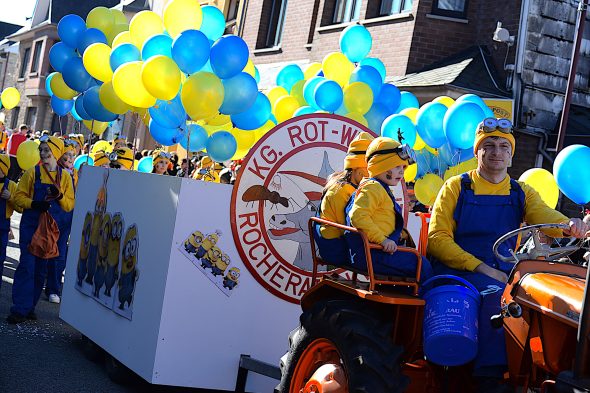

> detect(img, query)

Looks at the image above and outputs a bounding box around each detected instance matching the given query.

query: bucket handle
[421,274,479,297]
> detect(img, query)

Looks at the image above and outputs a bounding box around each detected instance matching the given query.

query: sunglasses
[366,144,416,165]
[480,118,513,134]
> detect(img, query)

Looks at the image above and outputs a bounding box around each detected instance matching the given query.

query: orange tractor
[277,219,590,393]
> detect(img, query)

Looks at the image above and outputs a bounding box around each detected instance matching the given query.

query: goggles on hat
[480,118,513,134]
[366,144,415,165]
[64,139,77,147]
[109,150,133,163]
[39,135,50,143]
[156,151,172,160]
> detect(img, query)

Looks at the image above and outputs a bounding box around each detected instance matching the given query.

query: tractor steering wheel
[493,223,582,263]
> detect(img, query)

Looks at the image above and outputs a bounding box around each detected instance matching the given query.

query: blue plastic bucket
[422,275,481,366]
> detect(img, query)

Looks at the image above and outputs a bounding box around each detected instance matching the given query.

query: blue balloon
[179,124,208,151]
[416,102,448,148]
[76,28,107,54]
[62,57,94,92]
[210,35,249,79]
[171,30,210,74]
[364,103,391,134]
[51,95,74,116]
[294,106,315,117]
[276,65,304,93]
[314,80,343,113]
[359,57,386,82]
[438,143,474,167]
[83,86,118,122]
[74,154,94,169]
[70,103,83,121]
[396,91,420,113]
[149,119,184,146]
[231,92,271,130]
[137,156,154,173]
[350,65,383,97]
[110,43,141,72]
[303,77,326,109]
[74,95,92,120]
[254,66,260,84]
[46,72,57,96]
[142,34,173,60]
[456,94,495,118]
[49,42,78,73]
[376,84,401,114]
[340,24,372,63]
[200,5,227,41]
[149,94,187,128]
[58,14,86,49]
[206,131,237,162]
[381,114,417,148]
[554,144,590,204]
[414,149,438,177]
[219,72,258,115]
[443,102,485,150]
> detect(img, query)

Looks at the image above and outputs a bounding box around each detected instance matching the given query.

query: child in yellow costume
[0,155,21,293]
[152,149,171,175]
[109,147,134,170]
[93,151,110,168]
[314,132,373,264]
[111,135,127,150]
[345,137,433,281]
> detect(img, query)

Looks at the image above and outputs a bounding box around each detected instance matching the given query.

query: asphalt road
[0,214,225,393]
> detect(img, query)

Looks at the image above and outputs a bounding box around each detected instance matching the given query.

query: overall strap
[509,178,526,222]
[453,173,472,222]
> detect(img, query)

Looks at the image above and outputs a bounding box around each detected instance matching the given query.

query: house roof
[0,22,23,41]
[390,46,512,98]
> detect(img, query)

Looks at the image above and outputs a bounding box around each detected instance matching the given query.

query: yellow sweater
[0,179,22,219]
[15,166,75,212]
[320,182,355,239]
[427,170,568,271]
[349,179,397,244]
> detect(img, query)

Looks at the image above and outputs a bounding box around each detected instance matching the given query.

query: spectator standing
[6,124,29,181]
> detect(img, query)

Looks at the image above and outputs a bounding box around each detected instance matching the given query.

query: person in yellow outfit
[67,134,84,156]
[152,150,171,175]
[109,147,134,170]
[93,151,111,169]
[427,118,589,388]
[344,137,433,280]
[8,136,75,323]
[0,120,8,152]
[313,132,373,264]
[193,156,219,182]
[0,154,21,293]
[60,140,78,188]
[111,135,127,150]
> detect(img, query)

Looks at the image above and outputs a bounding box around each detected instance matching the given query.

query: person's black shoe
[26,311,37,320]
[6,313,27,324]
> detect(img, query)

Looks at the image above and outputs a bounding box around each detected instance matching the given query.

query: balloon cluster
[48,3,266,162]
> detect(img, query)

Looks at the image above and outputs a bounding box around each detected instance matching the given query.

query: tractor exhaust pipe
[574,265,590,379]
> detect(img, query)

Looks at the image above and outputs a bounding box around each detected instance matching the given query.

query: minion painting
[116,225,139,317]
[201,246,221,270]
[86,172,109,285]
[184,230,204,255]
[211,252,230,277]
[195,231,221,259]
[223,267,240,290]
[93,213,111,298]
[104,213,123,298]
[76,212,93,288]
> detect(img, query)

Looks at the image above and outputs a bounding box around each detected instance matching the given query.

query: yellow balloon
[106,23,129,46]
[86,7,114,36]
[414,133,426,150]
[267,86,289,108]
[460,157,477,172]
[519,168,559,208]
[91,140,112,154]
[304,62,322,80]
[99,81,130,114]
[274,95,300,122]
[141,55,181,100]
[205,112,231,126]
[16,141,40,170]
[343,82,373,114]
[425,145,438,155]
[112,31,134,48]
[1,87,20,110]
[110,9,128,25]
[50,73,77,100]
[414,174,444,206]
[253,120,276,140]
[230,128,257,160]
[163,0,203,38]
[345,112,369,127]
[203,122,232,136]
[129,11,164,48]
[113,61,157,108]
[181,72,224,120]
[433,96,455,108]
[404,163,418,182]
[400,108,419,123]
[83,43,113,82]
[83,120,109,135]
[322,52,353,87]
[291,80,307,106]
[443,165,461,182]
[243,59,256,78]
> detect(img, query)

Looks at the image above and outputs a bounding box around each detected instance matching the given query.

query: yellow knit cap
[344,132,374,169]
[366,137,409,177]
[152,149,171,167]
[93,150,110,167]
[0,154,10,176]
[113,147,134,169]
[68,134,84,149]
[46,136,65,160]
[473,128,516,157]
[63,143,76,155]
[200,156,213,167]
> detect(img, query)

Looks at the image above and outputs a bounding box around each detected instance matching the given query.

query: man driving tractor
[427,118,590,392]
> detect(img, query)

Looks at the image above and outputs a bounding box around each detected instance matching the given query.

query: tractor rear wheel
[277,299,408,393]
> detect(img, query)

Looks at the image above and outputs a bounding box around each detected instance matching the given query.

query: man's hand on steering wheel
[563,218,590,238]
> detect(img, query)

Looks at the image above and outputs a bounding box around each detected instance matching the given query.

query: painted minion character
[223,267,240,290]
[93,213,111,297]
[118,225,139,310]
[77,212,93,287]
[93,150,111,168]
[195,230,221,259]
[111,135,127,150]
[109,147,134,170]
[211,251,230,277]
[86,172,109,285]
[152,149,171,175]
[184,230,204,254]
[201,246,221,271]
[193,156,214,181]
[104,213,124,297]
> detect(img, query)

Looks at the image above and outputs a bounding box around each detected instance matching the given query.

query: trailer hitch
[491,301,523,329]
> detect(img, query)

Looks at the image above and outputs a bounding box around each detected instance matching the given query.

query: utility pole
[556,0,588,152]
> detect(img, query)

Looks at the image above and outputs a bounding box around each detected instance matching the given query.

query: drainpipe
[513,0,530,129]
[237,0,250,37]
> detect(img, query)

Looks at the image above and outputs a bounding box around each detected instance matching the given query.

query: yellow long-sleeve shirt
[427,170,568,272]
[320,182,355,239]
[0,179,22,219]
[15,166,75,212]
[349,179,398,244]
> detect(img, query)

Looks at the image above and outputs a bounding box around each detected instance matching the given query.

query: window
[227,0,241,21]
[379,0,412,16]
[10,107,20,129]
[256,0,288,49]
[333,0,361,23]
[19,48,31,78]
[25,107,37,129]
[30,40,44,74]
[432,0,468,18]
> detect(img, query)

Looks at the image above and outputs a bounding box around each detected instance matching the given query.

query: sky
[1,0,37,26]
